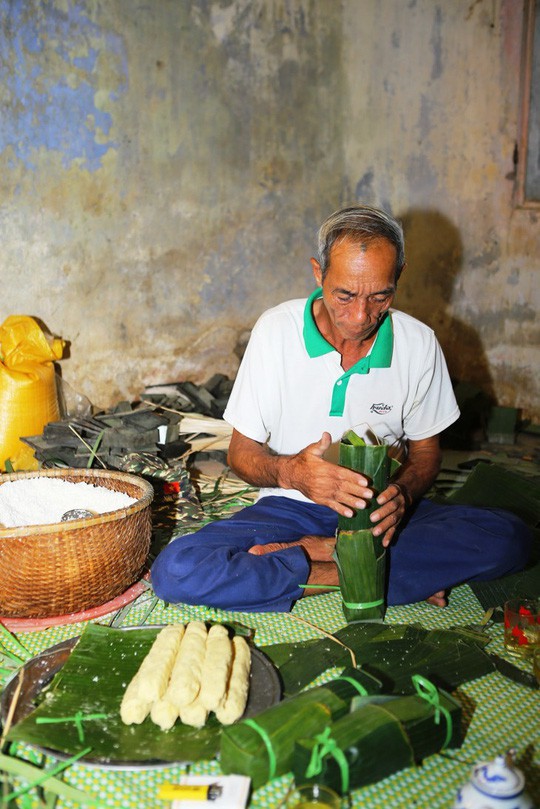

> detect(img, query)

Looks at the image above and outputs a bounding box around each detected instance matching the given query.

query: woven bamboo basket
[0,468,154,618]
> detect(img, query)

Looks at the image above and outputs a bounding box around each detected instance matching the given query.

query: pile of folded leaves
[21,405,184,469]
[20,374,235,470]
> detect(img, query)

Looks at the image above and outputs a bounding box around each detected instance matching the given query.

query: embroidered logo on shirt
[370,403,393,415]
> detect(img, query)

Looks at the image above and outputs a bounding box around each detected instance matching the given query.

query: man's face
[311,237,398,346]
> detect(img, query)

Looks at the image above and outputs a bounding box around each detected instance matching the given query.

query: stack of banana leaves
[260,621,494,698]
[334,429,396,622]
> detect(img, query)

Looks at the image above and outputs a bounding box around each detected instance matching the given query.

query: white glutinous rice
[0,478,137,528]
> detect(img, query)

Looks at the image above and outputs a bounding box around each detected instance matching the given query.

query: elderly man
[152,205,531,612]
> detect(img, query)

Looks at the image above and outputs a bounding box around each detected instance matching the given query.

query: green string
[411,674,453,749]
[334,675,368,696]
[36,712,108,744]
[244,718,277,781]
[341,598,384,609]
[305,726,350,793]
[297,584,341,590]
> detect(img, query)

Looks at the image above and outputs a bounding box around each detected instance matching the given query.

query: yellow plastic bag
[0,315,64,471]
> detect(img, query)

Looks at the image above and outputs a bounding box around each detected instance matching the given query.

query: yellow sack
[0,315,65,471]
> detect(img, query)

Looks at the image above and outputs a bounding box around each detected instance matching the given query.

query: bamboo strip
[285,612,357,669]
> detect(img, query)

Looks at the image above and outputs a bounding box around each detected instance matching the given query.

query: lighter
[158,783,223,801]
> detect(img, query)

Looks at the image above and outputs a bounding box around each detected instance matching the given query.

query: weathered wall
[0,0,343,406]
[0,0,538,419]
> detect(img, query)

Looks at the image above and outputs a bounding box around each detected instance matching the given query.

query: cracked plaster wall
[0,0,538,420]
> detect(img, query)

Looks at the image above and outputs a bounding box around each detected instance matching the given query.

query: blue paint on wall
[0,0,127,171]
[355,169,375,201]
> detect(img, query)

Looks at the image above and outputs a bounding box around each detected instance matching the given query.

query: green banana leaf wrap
[219,667,381,790]
[335,435,391,622]
[292,682,462,795]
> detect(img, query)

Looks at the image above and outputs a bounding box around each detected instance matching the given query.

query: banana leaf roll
[220,667,382,789]
[293,679,462,795]
[366,680,461,760]
[335,528,387,622]
[335,434,391,622]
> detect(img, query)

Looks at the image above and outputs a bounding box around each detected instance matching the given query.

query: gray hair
[317,205,405,281]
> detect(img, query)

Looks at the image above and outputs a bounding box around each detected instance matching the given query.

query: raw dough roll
[120,624,185,725]
[215,635,251,725]
[163,620,208,709]
[198,623,233,711]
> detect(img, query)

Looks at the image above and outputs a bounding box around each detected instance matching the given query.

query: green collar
[302,288,394,417]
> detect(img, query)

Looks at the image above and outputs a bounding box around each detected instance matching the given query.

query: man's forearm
[227,430,288,488]
[392,436,442,504]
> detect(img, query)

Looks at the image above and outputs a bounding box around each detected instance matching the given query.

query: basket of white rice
[0,468,154,618]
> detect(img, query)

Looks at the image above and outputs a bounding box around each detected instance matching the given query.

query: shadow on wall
[396,208,501,446]
[397,208,495,403]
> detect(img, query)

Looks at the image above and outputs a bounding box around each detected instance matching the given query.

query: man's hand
[369,481,411,546]
[278,432,374,518]
[227,429,373,518]
[369,435,442,545]
[227,430,442,532]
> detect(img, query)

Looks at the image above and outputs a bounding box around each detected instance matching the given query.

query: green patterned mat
[1,584,538,809]
[2,443,539,808]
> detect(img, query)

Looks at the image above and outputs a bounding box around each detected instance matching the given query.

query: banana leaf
[369,687,461,758]
[219,668,381,789]
[292,686,461,795]
[260,623,409,694]
[444,462,540,527]
[335,436,391,622]
[6,624,231,764]
[293,704,413,794]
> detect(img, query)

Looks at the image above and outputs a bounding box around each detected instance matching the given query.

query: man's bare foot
[426,590,447,607]
[248,535,336,562]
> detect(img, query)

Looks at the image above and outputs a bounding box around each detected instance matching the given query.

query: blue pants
[151,496,532,613]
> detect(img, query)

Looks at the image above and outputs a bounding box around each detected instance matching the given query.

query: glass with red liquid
[503,598,540,660]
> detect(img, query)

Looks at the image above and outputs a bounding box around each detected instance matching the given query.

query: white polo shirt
[224,289,460,503]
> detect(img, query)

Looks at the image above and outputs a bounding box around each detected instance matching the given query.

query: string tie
[333,675,368,696]
[411,675,453,749]
[244,718,277,781]
[341,598,384,609]
[36,712,107,744]
[305,726,350,793]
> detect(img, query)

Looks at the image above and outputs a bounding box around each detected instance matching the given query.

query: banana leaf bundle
[335,431,391,622]
[220,667,382,789]
[293,679,461,795]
